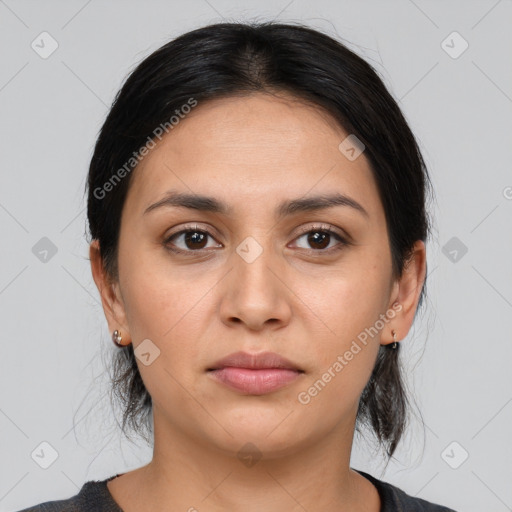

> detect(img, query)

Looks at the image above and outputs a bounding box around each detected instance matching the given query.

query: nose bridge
[232,234,279,294]
[219,231,292,329]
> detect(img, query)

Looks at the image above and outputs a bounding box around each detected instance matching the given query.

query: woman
[19,21,457,512]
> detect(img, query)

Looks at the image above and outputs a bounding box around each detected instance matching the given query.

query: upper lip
[207,351,303,371]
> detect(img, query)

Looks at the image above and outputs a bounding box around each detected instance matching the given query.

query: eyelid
[289,223,350,252]
[164,223,222,249]
[293,222,347,239]
[164,222,351,254]
[165,222,220,240]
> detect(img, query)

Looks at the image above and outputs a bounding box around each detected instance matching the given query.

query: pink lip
[208,350,302,371]
[208,367,302,394]
[206,351,304,395]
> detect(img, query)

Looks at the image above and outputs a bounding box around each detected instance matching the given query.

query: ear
[382,240,427,346]
[89,239,131,344]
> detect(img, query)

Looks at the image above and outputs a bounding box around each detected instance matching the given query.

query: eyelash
[163,223,350,256]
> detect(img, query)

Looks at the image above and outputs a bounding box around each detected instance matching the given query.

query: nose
[219,238,293,332]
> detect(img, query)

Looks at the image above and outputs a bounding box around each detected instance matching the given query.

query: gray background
[1,1,511,511]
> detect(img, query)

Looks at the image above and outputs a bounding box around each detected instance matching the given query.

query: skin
[90,92,426,512]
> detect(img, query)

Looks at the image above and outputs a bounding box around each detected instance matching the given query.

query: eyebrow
[143,190,369,220]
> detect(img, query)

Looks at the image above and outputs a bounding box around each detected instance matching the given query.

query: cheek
[293,258,390,344]
[290,260,388,393]
[294,288,382,421]
[118,251,219,386]
[119,265,209,413]
[118,243,204,337]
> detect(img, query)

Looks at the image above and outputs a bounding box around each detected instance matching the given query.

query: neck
[119,408,379,512]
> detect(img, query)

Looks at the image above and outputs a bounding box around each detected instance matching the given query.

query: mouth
[207,350,303,372]
[207,367,304,394]
[206,351,304,395]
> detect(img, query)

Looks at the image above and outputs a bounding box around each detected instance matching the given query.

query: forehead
[125,93,382,221]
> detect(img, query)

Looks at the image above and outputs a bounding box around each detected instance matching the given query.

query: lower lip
[208,367,302,394]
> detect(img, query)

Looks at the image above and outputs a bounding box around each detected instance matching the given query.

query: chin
[208,417,312,454]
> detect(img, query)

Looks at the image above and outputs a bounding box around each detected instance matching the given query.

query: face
[91,92,424,458]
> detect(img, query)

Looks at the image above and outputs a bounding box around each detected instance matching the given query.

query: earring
[390,329,399,350]
[112,329,124,347]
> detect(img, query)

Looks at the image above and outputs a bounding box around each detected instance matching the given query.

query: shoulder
[15,476,123,512]
[355,469,458,512]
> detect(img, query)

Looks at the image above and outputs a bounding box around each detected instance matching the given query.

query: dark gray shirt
[16,469,457,511]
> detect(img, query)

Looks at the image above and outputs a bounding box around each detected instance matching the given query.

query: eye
[163,223,349,256]
[290,224,348,253]
[164,224,221,254]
